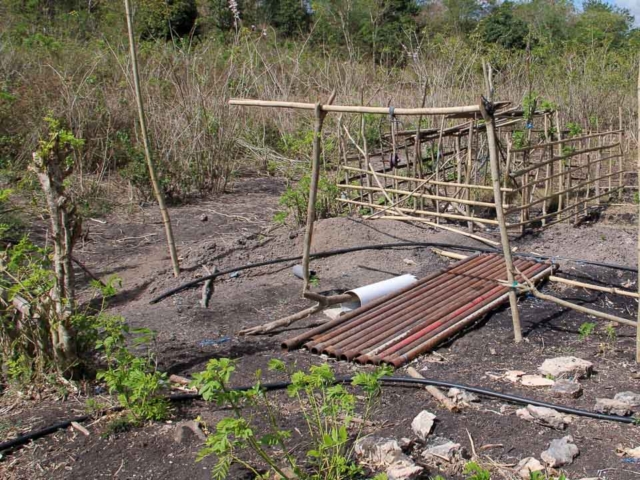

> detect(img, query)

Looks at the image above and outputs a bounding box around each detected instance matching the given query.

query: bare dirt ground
[2,176,640,480]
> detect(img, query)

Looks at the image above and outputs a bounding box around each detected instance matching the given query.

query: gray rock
[594,398,632,416]
[541,435,579,467]
[552,379,583,398]
[448,387,479,403]
[614,391,640,407]
[515,457,544,479]
[174,420,206,444]
[411,410,436,440]
[422,437,465,462]
[539,357,593,379]
[516,405,571,430]
[386,461,424,480]
[199,214,208,222]
[354,437,402,466]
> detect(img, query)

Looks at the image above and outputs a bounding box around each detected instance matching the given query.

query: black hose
[150,241,637,304]
[149,242,498,304]
[2,375,634,455]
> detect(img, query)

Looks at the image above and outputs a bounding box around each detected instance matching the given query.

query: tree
[477,1,529,50]
[263,0,311,37]
[573,0,634,48]
[136,0,198,39]
[442,0,484,34]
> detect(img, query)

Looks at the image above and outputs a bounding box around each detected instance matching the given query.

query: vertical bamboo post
[619,106,625,193]
[338,116,352,214]
[466,121,475,231]
[302,103,325,293]
[555,111,564,213]
[481,99,522,343]
[636,62,640,363]
[542,113,551,225]
[361,114,373,205]
[124,0,180,277]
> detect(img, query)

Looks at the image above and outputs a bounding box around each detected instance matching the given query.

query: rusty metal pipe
[337,256,522,360]
[381,264,552,366]
[305,255,488,352]
[316,258,508,356]
[384,265,554,367]
[376,261,546,361]
[279,256,477,350]
[351,258,537,363]
[347,258,534,362]
[324,255,507,357]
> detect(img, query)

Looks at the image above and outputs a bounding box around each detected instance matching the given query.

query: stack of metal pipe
[282,253,553,368]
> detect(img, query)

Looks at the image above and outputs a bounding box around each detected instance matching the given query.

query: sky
[583,0,640,26]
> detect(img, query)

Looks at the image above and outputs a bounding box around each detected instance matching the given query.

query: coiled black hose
[1,375,634,455]
[149,241,636,304]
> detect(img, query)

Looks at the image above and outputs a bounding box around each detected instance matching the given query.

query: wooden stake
[480,99,522,343]
[407,367,459,412]
[124,0,179,277]
[636,61,640,362]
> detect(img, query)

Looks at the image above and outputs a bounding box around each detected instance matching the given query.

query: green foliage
[464,461,491,480]
[578,321,597,341]
[96,315,169,422]
[192,358,392,480]
[566,122,583,137]
[279,174,340,225]
[136,0,199,39]
[478,1,529,50]
[512,130,528,149]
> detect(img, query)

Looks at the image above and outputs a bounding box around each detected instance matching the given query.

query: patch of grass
[578,321,597,341]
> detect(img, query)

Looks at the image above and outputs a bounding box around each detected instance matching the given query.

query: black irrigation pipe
[149,241,637,304]
[1,375,635,456]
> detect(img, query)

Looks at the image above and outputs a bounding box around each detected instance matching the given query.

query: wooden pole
[636,61,640,362]
[302,104,325,293]
[124,0,179,277]
[480,99,522,343]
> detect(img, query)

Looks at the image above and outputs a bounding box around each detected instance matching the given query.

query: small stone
[386,462,424,480]
[594,398,632,417]
[422,437,464,462]
[614,391,640,407]
[289,231,298,239]
[552,379,583,399]
[515,457,544,479]
[541,435,579,467]
[411,410,436,440]
[174,420,206,444]
[539,357,593,379]
[622,446,640,458]
[200,214,208,222]
[521,375,555,387]
[447,388,479,403]
[354,437,402,466]
[516,405,570,430]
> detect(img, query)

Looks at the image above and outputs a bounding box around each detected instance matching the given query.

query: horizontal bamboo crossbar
[374,215,500,246]
[229,99,482,116]
[511,129,624,153]
[506,185,624,228]
[338,198,499,225]
[512,143,621,177]
[339,183,498,208]
[341,166,514,192]
[506,171,629,214]
[514,153,621,193]
[549,276,639,298]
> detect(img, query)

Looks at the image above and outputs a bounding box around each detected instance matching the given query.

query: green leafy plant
[512,130,528,149]
[279,173,340,225]
[578,321,597,341]
[96,315,169,423]
[464,461,491,480]
[191,358,391,480]
[566,122,583,137]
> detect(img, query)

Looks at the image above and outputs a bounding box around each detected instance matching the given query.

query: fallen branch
[548,275,639,299]
[407,367,459,413]
[239,293,355,336]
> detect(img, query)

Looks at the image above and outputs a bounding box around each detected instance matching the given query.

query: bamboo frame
[549,276,639,298]
[229,99,482,116]
[510,129,623,152]
[338,198,499,225]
